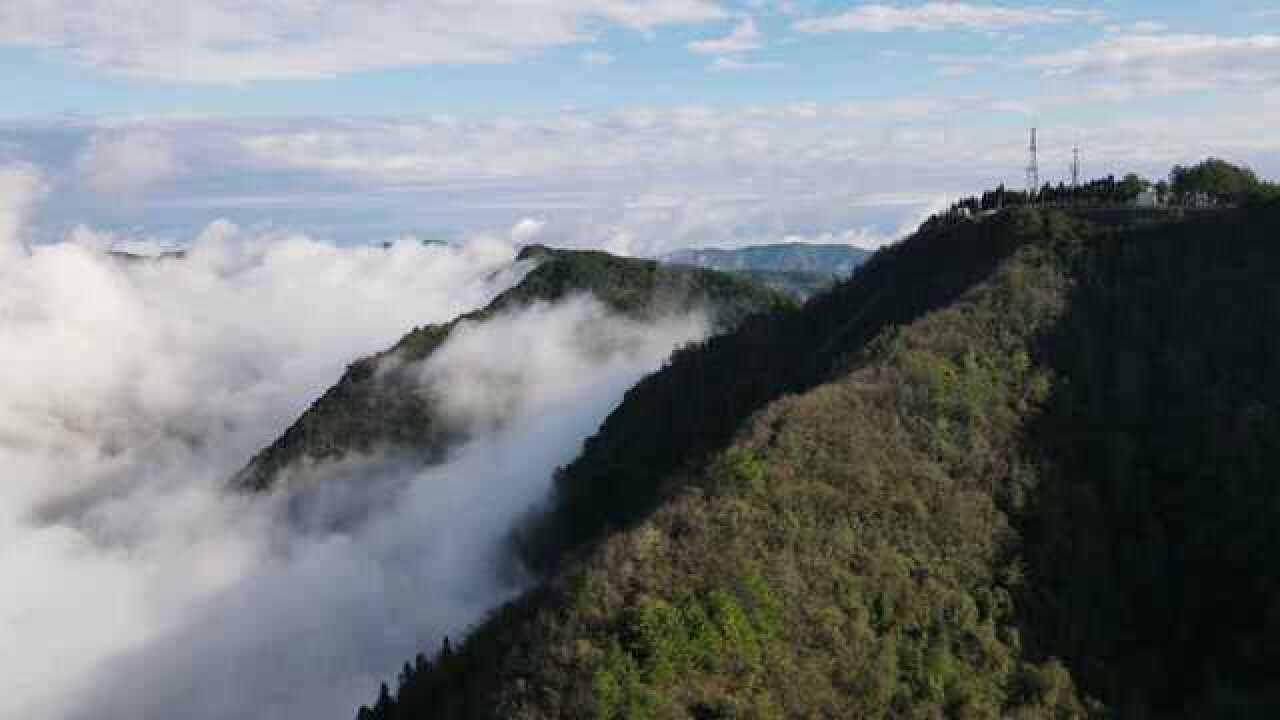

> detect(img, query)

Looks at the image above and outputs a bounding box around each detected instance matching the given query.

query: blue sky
[2,1,1279,252]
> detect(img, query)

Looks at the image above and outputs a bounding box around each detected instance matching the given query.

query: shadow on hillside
[1020,203,1280,717]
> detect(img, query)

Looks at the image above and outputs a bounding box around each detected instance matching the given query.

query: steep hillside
[233,245,790,492]
[732,269,840,301]
[663,242,871,275]
[361,203,1280,718]
[516,212,1041,574]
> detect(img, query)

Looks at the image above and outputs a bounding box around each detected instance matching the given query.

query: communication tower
[1071,145,1081,189]
[1026,128,1040,201]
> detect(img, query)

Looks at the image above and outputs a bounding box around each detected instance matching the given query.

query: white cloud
[0,176,715,718]
[54,297,705,720]
[0,163,42,260]
[688,17,763,54]
[416,296,706,435]
[1104,20,1169,35]
[0,0,725,82]
[510,217,547,244]
[236,103,988,183]
[10,92,1280,258]
[0,190,536,717]
[75,131,177,199]
[1029,33,1280,98]
[795,2,1100,33]
[780,197,949,249]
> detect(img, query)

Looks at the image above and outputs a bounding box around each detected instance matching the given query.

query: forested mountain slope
[233,245,790,492]
[362,203,1280,719]
[728,269,841,301]
[660,242,874,300]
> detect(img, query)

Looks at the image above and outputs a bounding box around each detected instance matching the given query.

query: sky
[2,0,1280,252]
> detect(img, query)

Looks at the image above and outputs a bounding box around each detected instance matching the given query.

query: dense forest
[730,269,842,301]
[233,245,791,492]
[357,194,1280,718]
[946,158,1280,218]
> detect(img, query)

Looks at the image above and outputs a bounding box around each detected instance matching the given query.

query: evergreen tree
[373,682,393,719]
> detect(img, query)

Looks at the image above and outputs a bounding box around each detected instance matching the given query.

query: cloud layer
[0,0,724,82]
[0,168,713,719]
[75,130,178,200]
[1030,33,1280,98]
[688,17,763,54]
[795,2,1099,34]
[4,107,981,253]
[0,163,42,260]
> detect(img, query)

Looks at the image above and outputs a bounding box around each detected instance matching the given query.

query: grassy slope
[232,246,791,492]
[366,203,1280,719]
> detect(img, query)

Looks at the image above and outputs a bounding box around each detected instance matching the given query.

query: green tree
[1118,173,1150,202]
[1170,158,1262,205]
[373,682,393,719]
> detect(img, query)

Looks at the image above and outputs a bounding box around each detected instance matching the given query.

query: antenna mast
[1026,127,1040,202]
[1071,145,1081,189]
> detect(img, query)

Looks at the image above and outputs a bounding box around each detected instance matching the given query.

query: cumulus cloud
[0,187,510,718]
[509,217,547,246]
[512,184,950,256]
[236,102,1013,183]
[1029,33,1280,98]
[927,52,997,77]
[0,0,725,82]
[0,173,713,719]
[795,2,1100,34]
[0,163,42,260]
[11,98,1280,256]
[420,296,707,436]
[6,109,986,256]
[688,17,763,54]
[777,194,953,249]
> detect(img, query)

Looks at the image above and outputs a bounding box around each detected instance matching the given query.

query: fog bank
[0,167,709,718]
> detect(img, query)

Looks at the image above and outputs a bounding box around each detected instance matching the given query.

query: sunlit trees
[943,159,1276,219]
[1169,158,1275,205]
[356,196,1280,720]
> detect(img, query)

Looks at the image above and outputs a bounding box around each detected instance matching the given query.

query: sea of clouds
[0,164,708,719]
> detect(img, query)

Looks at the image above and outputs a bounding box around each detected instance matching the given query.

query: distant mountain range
[662,242,872,275]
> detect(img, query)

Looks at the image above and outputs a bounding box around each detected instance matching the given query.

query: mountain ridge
[232,245,792,493]
[357,202,1280,718]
